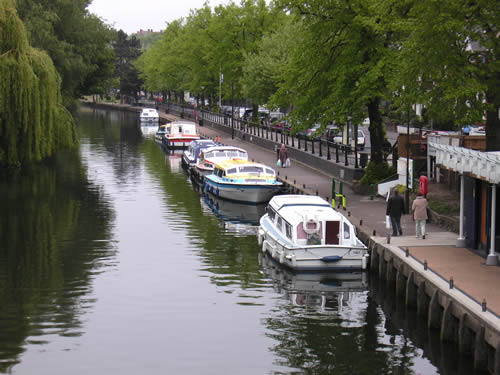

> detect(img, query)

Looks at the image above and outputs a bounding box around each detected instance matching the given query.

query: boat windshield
[239,166,264,174]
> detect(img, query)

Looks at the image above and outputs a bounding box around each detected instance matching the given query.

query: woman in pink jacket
[412,192,428,239]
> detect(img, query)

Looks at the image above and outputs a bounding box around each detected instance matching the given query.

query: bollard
[316,190,318,196]
[332,178,336,199]
[449,277,454,289]
[348,211,351,217]
[387,234,391,244]
[360,219,363,226]
[482,299,487,312]
[370,184,374,200]
[373,229,376,236]
[424,260,428,270]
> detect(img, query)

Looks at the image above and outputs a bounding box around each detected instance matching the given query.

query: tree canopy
[0,0,77,167]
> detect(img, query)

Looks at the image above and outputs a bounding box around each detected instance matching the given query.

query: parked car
[328,128,366,150]
[297,124,322,140]
[326,125,341,142]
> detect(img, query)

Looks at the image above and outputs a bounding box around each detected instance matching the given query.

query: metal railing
[159,102,370,168]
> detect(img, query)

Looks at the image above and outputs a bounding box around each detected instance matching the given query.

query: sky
[87,0,227,34]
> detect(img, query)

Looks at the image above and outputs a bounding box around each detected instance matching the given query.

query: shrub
[359,161,396,185]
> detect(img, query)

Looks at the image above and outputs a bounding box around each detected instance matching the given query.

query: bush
[359,161,396,185]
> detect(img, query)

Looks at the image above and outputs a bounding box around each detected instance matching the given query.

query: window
[217,169,224,177]
[343,222,351,239]
[285,223,292,239]
[265,168,274,175]
[227,168,237,175]
[268,206,276,221]
[277,216,283,230]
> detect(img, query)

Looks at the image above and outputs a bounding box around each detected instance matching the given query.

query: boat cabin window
[267,206,276,221]
[239,166,263,174]
[343,222,351,239]
[215,151,226,157]
[205,152,214,159]
[227,168,237,175]
[285,222,292,239]
[227,151,239,158]
[276,216,283,230]
[265,168,274,176]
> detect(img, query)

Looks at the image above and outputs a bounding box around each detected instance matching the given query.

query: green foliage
[428,198,459,216]
[115,30,143,99]
[0,0,77,167]
[359,161,396,186]
[16,0,116,107]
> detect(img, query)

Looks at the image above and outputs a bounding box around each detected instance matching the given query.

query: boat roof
[141,108,158,113]
[191,139,216,146]
[268,195,344,224]
[203,145,247,153]
[215,159,273,170]
[168,120,196,127]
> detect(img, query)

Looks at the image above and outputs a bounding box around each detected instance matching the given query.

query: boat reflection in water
[163,150,184,173]
[202,193,266,235]
[259,253,368,311]
[140,122,159,136]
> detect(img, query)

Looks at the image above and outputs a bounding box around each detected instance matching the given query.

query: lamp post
[231,81,234,139]
[405,105,410,214]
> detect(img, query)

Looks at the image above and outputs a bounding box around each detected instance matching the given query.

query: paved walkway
[99,102,500,319]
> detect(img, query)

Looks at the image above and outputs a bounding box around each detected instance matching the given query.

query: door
[326,221,340,245]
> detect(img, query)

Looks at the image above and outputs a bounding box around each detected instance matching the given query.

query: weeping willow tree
[0,0,77,167]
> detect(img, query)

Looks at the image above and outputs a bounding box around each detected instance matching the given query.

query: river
[0,105,474,374]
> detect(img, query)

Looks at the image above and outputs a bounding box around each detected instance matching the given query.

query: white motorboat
[191,145,248,183]
[203,159,283,204]
[258,195,369,271]
[162,121,200,150]
[139,108,159,122]
[182,139,217,171]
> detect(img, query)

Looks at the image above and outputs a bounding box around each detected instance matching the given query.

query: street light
[405,104,410,214]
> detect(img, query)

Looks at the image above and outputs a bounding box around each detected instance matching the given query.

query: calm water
[0,106,470,374]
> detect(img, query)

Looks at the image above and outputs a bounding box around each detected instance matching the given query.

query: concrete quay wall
[361,230,500,375]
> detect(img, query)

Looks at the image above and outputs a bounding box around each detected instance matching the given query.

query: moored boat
[139,108,159,122]
[155,124,169,142]
[258,195,369,272]
[191,145,248,183]
[182,139,217,171]
[162,121,200,150]
[203,159,283,204]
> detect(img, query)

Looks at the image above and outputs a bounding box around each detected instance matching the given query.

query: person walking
[412,192,429,239]
[386,189,405,236]
[279,144,288,168]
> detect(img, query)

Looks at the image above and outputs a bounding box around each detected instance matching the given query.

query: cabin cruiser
[258,195,369,271]
[139,108,159,122]
[203,159,283,204]
[191,145,248,183]
[162,121,200,150]
[155,124,168,142]
[182,139,217,171]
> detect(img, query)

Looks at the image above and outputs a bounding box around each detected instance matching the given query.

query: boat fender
[257,231,264,246]
[279,250,285,264]
[362,254,369,270]
[321,255,342,263]
[216,188,219,197]
[302,215,320,235]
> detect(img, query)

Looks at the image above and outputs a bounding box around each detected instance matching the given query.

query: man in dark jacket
[386,190,405,236]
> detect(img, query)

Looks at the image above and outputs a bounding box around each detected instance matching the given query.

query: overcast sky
[87,0,227,34]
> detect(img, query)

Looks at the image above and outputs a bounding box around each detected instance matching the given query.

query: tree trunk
[367,97,385,164]
[485,77,500,151]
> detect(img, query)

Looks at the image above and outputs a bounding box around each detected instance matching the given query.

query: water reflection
[0,150,115,372]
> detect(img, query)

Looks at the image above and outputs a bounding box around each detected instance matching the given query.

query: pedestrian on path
[279,144,288,168]
[412,192,429,239]
[386,189,405,236]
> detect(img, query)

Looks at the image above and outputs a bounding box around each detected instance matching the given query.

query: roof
[268,195,343,225]
[214,159,272,170]
[203,145,247,153]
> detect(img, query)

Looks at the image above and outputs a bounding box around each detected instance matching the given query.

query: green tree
[385,0,500,150]
[114,30,143,102]
[273,0,392,165]
[16,0,116,109]
[0,0,77,167]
